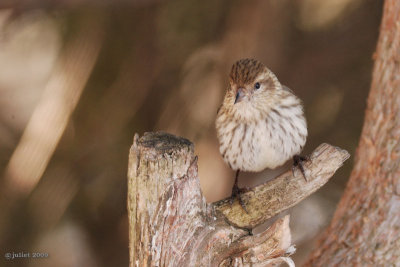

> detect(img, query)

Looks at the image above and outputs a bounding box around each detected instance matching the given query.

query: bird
[215,58,308,210]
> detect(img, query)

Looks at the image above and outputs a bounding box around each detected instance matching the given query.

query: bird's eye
[254,82,261,90]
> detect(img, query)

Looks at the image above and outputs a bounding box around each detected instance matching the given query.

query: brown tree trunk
[127,132,348,266]
[305,0,400,266]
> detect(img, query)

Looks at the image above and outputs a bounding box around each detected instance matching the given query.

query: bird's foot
[292,155,309,181]
[230,183,249,213]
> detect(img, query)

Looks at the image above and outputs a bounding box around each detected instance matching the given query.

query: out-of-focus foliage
[0,0,382,266]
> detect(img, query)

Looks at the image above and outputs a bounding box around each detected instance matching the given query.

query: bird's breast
[216,103,307,172]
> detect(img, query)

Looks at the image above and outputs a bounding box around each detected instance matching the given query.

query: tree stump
[127,132,349,266]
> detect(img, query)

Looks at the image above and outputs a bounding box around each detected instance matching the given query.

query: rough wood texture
[214,143,349,229]
[305,0,400,266]
[128,132,348,266]
[127,132,200,266]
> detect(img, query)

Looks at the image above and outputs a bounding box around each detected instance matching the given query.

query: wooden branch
[127,132,349,266]
[213,143,350,229]
[127,132,200,266]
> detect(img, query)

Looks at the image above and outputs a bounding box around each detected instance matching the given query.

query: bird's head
[223,58,283,121]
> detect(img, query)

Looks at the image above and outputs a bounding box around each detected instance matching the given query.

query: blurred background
[0,0,383,266]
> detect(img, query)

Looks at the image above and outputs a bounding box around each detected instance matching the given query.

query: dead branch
[214,143,349,229]
[127,132,348,266]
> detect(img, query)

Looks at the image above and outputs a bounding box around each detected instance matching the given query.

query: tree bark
[127,132,348,266]
[305,0,400,266]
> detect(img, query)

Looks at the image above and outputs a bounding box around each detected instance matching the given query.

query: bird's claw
[293,155,309,181]
[230,183,249,213]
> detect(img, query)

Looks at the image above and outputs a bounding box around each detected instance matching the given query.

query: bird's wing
[282,85,294,94]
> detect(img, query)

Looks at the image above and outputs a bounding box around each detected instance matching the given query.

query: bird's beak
[234,88,245,104]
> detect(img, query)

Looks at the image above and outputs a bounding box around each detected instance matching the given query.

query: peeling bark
[305,0,400,266]
[128,132,348,266]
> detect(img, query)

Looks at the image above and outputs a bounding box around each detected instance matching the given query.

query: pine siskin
[216,58,308,208]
